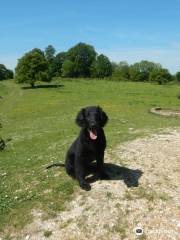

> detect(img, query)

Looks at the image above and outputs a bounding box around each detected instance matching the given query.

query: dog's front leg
[97,152,109,180]
[75,156,91,191]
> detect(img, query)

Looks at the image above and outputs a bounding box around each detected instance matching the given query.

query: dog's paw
[80,182,91,191]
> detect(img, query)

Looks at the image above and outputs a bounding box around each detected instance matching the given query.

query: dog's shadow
[86,163,143,188]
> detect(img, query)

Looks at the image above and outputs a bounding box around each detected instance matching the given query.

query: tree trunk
[30,82,35,88]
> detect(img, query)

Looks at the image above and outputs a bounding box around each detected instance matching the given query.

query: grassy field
[0,78,180,234]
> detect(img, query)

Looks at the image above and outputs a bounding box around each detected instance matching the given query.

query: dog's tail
[46,162,65,169]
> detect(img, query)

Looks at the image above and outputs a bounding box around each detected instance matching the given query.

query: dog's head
[76,106,108,140]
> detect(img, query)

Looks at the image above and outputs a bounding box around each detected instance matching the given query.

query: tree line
[112,61,176,84]
[1,42,180,86]
[15,43,112,87]
[0,64,13,81]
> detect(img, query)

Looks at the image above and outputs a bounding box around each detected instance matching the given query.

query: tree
[0,64,7,80]
[50,52,67,77]
[5,69,14,79]
[0,64,13,80]
[61,60,75,77]
[44,45,56,78]
[149,68,173,84]
[67,42,97,77]
[112,61,130,80]
[111,62,118,73]
[44,45,56,62]
[176,72,180,82]
[129,60,162,82]
[15,48,50,87]
[133,60,161,73]
[91,54,112,78]
[129,65,145,82]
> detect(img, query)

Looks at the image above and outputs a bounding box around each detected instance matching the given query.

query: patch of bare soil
[150,107,180,117]
[9,129,180,240]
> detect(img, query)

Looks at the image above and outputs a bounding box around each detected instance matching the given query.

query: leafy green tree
[112,61,130,80]
[50,52,67,77]
[0,64,7,80]
[134,60,161,73]
[111,62,118,73]
[129,60,162,82]
[15,48,50,87]
[45,45,56,62]
[0,64,13,80]
[149,68,173,84]
[175,72,180,82]
[129,65,145,82]
[61,60,75,77]
[67,42,97,77]
[91,54,112,78]
[5,69,14,79]
[45,45,56,78]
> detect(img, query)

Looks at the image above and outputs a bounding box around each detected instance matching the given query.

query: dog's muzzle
[88,124,98,140]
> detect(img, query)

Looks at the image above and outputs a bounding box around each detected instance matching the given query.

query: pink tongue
[89,130,97,140]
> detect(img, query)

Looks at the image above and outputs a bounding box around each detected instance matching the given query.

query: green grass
[0,79,180,233]
[44,230,53,238]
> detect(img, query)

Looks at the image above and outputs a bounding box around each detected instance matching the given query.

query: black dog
[47,106,109,191]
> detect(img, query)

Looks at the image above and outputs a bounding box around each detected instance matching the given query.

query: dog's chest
[86,138,101,150]
[84,141,102,160]
[84,151,98,164]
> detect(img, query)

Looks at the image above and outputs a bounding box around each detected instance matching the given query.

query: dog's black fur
[47,106,109,191]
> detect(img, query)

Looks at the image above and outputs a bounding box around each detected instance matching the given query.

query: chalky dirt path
[14,129,180,239]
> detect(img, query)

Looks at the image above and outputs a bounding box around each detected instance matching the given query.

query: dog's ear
[76,108,86,127]
[98,107,108,127]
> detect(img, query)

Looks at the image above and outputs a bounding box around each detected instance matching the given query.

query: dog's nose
[91,122,96,128]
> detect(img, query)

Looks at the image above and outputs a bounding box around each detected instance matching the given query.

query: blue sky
[1,0,180,73]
